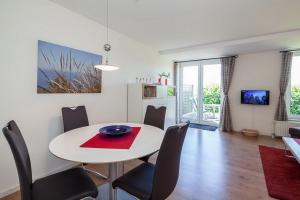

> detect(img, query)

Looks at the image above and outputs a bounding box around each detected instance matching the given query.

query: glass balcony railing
[203,104,220,123]
[182,101,220,124]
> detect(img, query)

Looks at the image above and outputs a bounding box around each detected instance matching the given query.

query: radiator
[274,121,300,137]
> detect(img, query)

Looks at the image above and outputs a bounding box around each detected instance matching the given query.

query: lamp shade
[94,64,119,71]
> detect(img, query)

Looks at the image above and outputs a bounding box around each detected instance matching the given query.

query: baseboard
[0,185,19,199]
[0,162,78,198]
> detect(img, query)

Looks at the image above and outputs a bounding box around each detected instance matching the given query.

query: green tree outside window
[203,84,221,113]
[290,86,300,115]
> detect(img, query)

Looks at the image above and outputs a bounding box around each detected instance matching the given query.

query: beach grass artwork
[37,40,102,93]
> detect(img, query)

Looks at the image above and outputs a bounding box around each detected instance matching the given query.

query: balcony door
[179,60,221,126]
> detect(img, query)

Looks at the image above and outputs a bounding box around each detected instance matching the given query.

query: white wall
[0,0,171,196]
[230,51,281,135]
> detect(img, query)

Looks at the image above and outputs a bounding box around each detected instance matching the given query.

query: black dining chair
[62,105,108,179]
[113,122,189,200]
[61,106,89,132]
[144,105,167,130]
[2,120,98,200]
[139,105,167,162]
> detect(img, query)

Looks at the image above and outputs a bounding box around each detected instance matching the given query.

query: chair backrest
[151,122,189,200]
[61,106,89,132]
[144,105,167,130]
[2,121,32,200]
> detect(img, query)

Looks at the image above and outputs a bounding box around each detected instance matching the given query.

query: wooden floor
[1,128,284,200]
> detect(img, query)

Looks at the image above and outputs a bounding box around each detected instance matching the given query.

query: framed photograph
[37,40,102,93]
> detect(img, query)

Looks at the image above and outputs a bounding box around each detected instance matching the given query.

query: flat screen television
[241,90,270,105]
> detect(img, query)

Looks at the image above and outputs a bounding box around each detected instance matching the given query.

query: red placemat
[80,127,141,149]
[294,139,300,145]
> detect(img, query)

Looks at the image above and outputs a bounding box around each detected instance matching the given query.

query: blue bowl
[99,125,132,136]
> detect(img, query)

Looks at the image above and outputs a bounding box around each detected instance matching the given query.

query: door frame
[179,61,199,123]
[179,59,221,126]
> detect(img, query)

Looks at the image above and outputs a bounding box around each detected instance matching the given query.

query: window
[288,53,300,119]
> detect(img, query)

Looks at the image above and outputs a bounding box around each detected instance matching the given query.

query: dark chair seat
[289,127,300,138]
[32,168,98,200]
[113,163,155,200]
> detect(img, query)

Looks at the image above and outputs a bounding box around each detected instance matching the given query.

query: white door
[179,60,221,126]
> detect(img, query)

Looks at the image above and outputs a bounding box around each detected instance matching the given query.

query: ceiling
[50,0,300,58]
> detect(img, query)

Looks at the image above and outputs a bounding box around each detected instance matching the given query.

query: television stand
[241,129,259,137]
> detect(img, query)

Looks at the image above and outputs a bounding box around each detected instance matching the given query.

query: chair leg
[122,162,125,175]
[114,188,118,200]
[82,164,109,179]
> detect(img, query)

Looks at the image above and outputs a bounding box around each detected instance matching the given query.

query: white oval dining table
[49,123,165,200]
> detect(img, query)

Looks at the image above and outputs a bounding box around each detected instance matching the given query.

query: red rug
[259,145,300,200]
